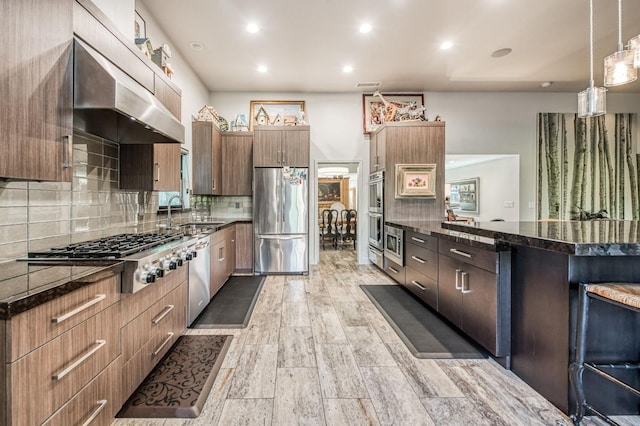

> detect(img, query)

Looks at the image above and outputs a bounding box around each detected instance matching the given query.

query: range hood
[73,39,184,144]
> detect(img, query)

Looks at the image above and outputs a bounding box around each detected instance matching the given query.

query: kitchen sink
[181,221,226,236]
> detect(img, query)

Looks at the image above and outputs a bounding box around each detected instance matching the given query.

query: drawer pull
[52,340,106,381]
[81,399,108,426]
[455,269,462,290]
[153,332,175,357]
[411,280,426,291]
[450,248,472,258]
[411,236,426,244]
[411,255,426,264]
[461,272,472,294]
[388,266,399,274]
[152,304,175,324]
[52,294,107,324]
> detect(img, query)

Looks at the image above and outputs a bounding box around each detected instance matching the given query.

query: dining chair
[319,209,339,249]
[338,209,357,250]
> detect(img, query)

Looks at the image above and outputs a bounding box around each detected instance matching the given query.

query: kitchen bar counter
[0,260,124,319]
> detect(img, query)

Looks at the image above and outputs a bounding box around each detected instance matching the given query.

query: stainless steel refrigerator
[254,167,309,274]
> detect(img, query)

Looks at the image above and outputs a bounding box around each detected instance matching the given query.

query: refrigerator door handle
[258,235,304,240]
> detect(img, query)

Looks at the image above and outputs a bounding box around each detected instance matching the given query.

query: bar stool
[570,282,640,425]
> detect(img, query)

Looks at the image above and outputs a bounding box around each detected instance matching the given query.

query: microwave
[384,225,403,266]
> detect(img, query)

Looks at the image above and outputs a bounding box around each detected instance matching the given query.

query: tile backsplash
[0,131,252,263]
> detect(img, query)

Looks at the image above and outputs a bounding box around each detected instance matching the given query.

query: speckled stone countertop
[386,220,510,251]
[0,261,124,319]
[441,220,640,256]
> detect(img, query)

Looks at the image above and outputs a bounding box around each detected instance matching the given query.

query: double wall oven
[368,171,384,268]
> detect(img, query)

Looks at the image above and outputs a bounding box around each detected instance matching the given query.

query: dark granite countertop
[386,220,509,251]
[441,220,640,256]
[0,260,124,319]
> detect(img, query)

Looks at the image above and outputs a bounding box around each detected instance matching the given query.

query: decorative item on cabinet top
[249,100,306,130]
[197,105,229,131]
[395,164,437,199]
[362,92,426,134]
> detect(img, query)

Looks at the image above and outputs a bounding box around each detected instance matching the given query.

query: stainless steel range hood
[73,39,184,144]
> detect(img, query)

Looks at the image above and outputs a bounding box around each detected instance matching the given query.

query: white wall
[446,156,520,222]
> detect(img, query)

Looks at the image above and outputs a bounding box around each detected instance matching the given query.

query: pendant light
[603,0,637,86]
[578,0,606,118]
[628,34,640,68]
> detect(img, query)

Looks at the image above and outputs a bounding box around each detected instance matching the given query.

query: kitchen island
[442,220,640,416]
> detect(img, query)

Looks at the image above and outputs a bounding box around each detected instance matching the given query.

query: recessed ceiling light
[540,81,553,88]
[359,23,372,34]
[189,42,204,50]
[440,41,453,50]
[246,23,259,33]
[343,65,353,73]
[491,48,512,58]
[257,65,268,73]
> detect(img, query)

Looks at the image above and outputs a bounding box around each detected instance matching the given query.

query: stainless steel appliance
[368,212,384,251]
[27,233,196,293]
[368,171,385,268]
[187,234,210,325]
[384,225,404,266]
[254,167,309,274]
[368,171,384,213]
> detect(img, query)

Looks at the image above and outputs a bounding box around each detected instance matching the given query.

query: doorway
[317,161,359,264]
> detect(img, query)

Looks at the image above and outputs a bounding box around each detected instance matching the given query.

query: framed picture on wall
[395,164,437,199]
[448,177,479,213]
[249,100,306,130]
[362,93,424,134]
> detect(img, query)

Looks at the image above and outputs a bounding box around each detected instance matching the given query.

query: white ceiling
[140,0,640,93]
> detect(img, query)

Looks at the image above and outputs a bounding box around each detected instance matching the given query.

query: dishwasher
[188,234,211,326]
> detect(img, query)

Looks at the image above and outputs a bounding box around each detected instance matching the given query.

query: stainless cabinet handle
[154,162,160,182]
[282,150,286,164]
[151,304,175,324]
[450,248,472,258]
[461,272,471,294]
[153,332,174,357]
[388,266,399,274]
[277,150,281,164]
[81,399,108,426]
[52,340,106,380]
[411,280,426,291]
[52,294,107,324]
[455,269,462,290]
[411,236,426,244]
[62,134,73,169]
[212,178,216,191]
[411,255,426,264]
[219,247,224,262]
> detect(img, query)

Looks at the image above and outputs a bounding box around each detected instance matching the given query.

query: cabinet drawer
[9,303,120,426]
[8,273,120,362]
[439,239,497,273]
[405,267,438,310]
[406,231,438,251]
[405,242,438,280]
[384,257,405,285]
[43,356,122,426]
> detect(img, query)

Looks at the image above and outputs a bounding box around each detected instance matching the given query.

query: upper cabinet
[192,121,222,195]
[0,0,73,181]
[120,144,181,191]
[369,130,386,173]
[253,126,310,167]
[222,132,253,196]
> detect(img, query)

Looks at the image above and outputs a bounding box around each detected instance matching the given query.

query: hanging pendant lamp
[628,34,640,68]
[578,0,606,118]
[604,0,637,86]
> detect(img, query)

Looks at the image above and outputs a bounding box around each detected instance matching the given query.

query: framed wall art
[249,100,306,130]
[448,177,479,213]
[395,164,436,199]
[362,93,424,133]
[317,178,349,211]
[134,11,146,39]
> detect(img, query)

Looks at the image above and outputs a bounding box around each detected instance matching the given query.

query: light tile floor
[113,249,639,426]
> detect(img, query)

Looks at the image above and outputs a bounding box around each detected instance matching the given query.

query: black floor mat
[191,275,265,329]
[361,285,485,359]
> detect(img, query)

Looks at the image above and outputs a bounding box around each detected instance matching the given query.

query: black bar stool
[570,282,640,425]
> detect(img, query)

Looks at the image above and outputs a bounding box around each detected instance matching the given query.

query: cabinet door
[253,128,282,167]
[1,0,73,181]
[222,133,253,195]
[192,121,222,194]
[281,128,309,167]
[119,144,180,191]
[235,223,254,273]
[226,226,236,278]
[369,133,378,172]
[437,254,463,327]
[376,128,386,171]
[460,263,498,355]
[153,144,181,191]
[210,240,226,297]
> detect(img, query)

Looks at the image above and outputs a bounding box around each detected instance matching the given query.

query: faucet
[166,195,184,229]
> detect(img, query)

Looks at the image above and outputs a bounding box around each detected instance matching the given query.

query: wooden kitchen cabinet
[193,121,222,195]
[210,225,237,296]
[235,223,254,274]
[253,126,310,167]
[369,130,386,173]
[0,0,73,181]
[437,239,510,357]
[404,231,439,310]
[222,132,253,195]
[119,144,181,191]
